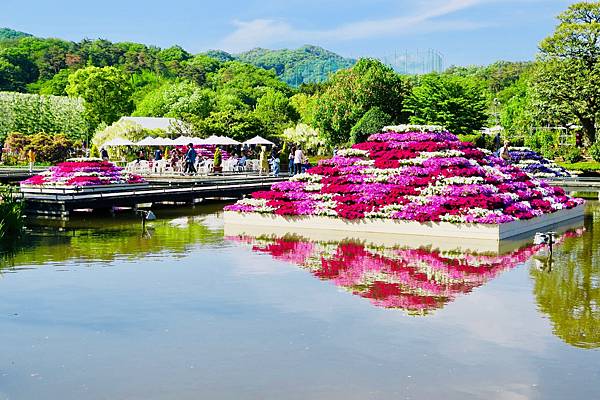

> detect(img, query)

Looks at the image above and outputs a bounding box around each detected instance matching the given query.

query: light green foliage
[253,88,298,137]
[315,58,410,145]
[191,109,264,141]
[533,1,600,144]
[350,107,392,144]
[134,81,214,119]
[236,45,355,86]
[404,74,488,135]
[38,69,71,95]
[281,123,328,156]
[92,119,165,149]
[290,93,319,125]
[524,128,560,159]
[0,91,88,141]
[208,61,292,107]
[66,66,133,128]
[589,141,600,162]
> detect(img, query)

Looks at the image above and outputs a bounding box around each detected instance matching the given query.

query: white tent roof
[104,137,135,146]
[153,137,174,146]
[243,135,274,146]
[189,137,207,145]
[203,135,241,145]
[172,136,194,145]
[135,136,157,146]
[119,116,185,133]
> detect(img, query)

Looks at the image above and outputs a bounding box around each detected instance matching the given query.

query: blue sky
[1,0,578,66]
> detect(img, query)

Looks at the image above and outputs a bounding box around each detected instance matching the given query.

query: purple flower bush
[502,147,571,178]
[225,131,584,224]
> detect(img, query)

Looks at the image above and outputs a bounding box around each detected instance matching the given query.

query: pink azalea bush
[21,159,146,187]
[225,130,584,224]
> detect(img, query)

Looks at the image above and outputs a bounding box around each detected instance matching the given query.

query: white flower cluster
[439,176,485,185]
[418,150,465,159]
[365,204,405,218]
[335,148,370,157]
[304,182,324,192]
[382,124,445,133]
[290,173,323,183]
[313,200,338,216]
[67,157,103,162]
[237,198,275,213]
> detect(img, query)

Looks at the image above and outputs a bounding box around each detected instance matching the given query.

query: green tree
[253,88,298,137]
[314,58,409,145]
[533,1,600,144]
[404,74,488,135]
[350,107,392,144]
[66,66,133,128]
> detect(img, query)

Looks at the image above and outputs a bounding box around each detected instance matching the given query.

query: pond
[1,201,599,400]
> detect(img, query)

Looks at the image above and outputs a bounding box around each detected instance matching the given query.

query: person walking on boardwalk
[259,146,269,176]
[184,143,197,175]
[28,148,36,173]
[288,146,295,176]
[294,146,304,175]
[100,147,109,161]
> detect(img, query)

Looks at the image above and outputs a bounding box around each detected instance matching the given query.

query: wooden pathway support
[20,176,285,218]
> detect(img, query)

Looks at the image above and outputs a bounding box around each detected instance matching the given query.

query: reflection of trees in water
[531,207,600,349]
[1,213,223,269]
[231,235,547,315]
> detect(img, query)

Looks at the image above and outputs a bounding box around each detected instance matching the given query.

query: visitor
[137,149,146,161]
[288,146,295,176]
[237,154,247,171]
[154,147,163,161]
[100,147,109,161]
[184,143,197,174]
[499,140,511,162]
[259,146,270,176]
[494,132,501,151]
[271,146,280,177]
[294,146,304,175]
[28,148,36,173]
[0,142,3,162]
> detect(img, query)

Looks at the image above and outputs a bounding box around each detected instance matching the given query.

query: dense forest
[1,1,600,167]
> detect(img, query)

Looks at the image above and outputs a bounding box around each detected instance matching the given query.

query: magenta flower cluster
[21,160,146,187]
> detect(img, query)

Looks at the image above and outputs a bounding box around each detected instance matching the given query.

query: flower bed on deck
[21,158,146,188]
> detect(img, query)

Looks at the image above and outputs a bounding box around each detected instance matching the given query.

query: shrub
[350,107,392,144]
[0,185,24,242]
[561,147,583,163]
[3,132,73,164]
[589,141,600,162]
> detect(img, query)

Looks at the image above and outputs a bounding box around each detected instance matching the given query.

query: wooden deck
[20,176,285,217]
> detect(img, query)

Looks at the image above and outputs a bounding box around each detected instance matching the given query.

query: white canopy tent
[152,137,174,146]
[203,135,241,145]
[172,136,194,145]
[243,135,274,146]
[104,138,135,147]
[135,136,157,146]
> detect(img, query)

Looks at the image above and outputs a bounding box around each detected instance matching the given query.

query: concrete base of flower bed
[224,204,585,253]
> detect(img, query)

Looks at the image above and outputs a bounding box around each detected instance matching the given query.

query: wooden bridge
[20,175,285,218]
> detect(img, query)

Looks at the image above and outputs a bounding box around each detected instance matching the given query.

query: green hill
[236,45,355,86]
[0,28,32,41]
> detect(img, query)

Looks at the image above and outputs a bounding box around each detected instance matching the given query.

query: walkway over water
[20,175,285,217]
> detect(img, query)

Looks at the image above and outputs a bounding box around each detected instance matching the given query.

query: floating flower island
[224,129,584,241]
[21,158,147,193]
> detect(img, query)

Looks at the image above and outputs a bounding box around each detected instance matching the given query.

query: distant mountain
[0,27,32,41]
[235,45,356,86]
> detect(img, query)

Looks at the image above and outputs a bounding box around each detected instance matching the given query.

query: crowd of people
[108,142,308,177]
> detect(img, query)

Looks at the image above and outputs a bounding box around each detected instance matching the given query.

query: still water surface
[0,202,599,400]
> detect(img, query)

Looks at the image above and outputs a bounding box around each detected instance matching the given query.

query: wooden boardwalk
[20,175,285,217]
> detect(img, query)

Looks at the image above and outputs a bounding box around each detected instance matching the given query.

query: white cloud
[219,0,490,52]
